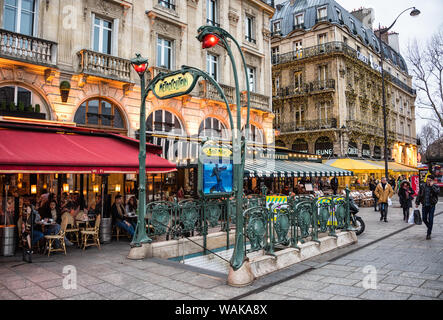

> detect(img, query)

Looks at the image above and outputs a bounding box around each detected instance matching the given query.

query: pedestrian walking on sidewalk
[375,177,394,222]
[398,180,414,222]
[369,179,378,211]
[415,175,440,240]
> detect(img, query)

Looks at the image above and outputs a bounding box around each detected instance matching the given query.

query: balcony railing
[0,29,57,66]
[243,92,271,111]
[316,17,329,23]
[346,120,384,137]
[275,79,335,98]
[199,80,236,105]
[293,23,305,31]
[77,49,132,82]
[278,118,337,133]
[273,41,416,96]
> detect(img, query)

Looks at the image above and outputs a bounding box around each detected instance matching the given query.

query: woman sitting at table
[112,195,135,237]
[125,196,137,216]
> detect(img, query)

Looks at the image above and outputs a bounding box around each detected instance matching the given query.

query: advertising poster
[202,163,233,194]
[411,175,419,196]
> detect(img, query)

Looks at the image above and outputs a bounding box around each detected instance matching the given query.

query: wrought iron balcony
[77,49,132,83]
[316,17,329,23]
[273,41,416,96]
[0,29,57,66]
[278,118,337,133]
[293,23,305,31]
[275,79,335,98]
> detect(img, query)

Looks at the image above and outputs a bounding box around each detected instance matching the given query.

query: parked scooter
[349,197,365,235]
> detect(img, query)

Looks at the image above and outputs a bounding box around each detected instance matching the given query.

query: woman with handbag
[398,180,414,222]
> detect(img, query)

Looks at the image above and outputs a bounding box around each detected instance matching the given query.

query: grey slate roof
[271,0,408,73]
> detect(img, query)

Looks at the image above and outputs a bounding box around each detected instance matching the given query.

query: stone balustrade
[0,29,57,66]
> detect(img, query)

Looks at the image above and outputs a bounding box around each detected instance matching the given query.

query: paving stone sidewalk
[0,201,442,300]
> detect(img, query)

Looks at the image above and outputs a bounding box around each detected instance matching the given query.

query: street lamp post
[378,7,420,180]
[130,54,152,247]
[197,26,252,274]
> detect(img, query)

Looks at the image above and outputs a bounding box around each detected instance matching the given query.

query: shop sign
[347,141,359,157]
[362,144,371,158]
[411,175,419,196]
[316,148,333,156]
[153,72,197,100]
[202,147,232,158]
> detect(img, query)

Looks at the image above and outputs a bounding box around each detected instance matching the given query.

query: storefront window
[292,138,308,153]
[0,85,32,107]
[315,136,333,157]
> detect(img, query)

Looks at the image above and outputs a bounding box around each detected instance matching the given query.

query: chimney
[374,28,389,45]
[388,32,400,53]
[350,7,375,29]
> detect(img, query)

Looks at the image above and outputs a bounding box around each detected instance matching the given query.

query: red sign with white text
[411,175,419,196]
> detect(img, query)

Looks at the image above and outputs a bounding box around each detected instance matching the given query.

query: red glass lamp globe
[202,34,220,49]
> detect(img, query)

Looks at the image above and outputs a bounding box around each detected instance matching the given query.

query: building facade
[0,0,275,161]
[270,0,417,167]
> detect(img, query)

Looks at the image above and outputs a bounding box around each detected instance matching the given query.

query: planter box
[0,110,46,120]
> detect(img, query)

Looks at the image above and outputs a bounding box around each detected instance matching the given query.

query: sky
[336,0,443,132]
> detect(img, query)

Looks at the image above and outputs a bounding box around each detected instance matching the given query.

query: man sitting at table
[111,195,135,237]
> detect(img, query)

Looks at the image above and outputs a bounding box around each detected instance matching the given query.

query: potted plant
[35,104,40,113]
[18,102,25,112]
[59,81,71,103]
[0,102,6,111]
[25,105,34,113]
[8,102,16,112]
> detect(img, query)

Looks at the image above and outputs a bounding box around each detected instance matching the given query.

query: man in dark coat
[330,177,338,195]
[416,175,440,240]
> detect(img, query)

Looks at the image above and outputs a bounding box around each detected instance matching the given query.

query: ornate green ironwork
[273,205,291,246]
[179,200,199,232]
[244,207,267,252]
[206,200,223,228]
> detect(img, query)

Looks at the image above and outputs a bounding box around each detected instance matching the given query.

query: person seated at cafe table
[125,196,137,216]
[111,195,135,237]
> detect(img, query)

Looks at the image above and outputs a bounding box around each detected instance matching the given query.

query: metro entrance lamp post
[197,26,253,282]
[130,54,152,247]
[378,7,420,179]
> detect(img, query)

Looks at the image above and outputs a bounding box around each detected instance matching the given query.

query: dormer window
[336,8,343,22]
[294,13,304,26]
[317,6,327,20]
[273,21,281,33]
[350,19,356,33]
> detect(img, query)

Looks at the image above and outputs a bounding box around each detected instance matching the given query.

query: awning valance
[244,159,353,178]
[0,128,177,174]
[366,160,418,173]
[324,158,384,172]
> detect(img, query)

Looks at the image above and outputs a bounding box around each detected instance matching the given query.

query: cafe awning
[244,159,353,177]
[366,160,418,173]
[324,158,383,173]
[0,127,177,174]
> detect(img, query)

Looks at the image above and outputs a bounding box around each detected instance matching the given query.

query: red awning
[0,128,176,174]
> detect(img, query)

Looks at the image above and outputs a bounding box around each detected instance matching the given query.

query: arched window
[199,117,228,139]
[146,110,186,161]
[275,140,286,148]
[245,124,264,144]
[146,110,184,136]
[0,86,32,108]
[292,139,309,153]
[74,98,125,130]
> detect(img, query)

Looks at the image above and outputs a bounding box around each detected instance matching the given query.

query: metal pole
[378,24,390,180]
[132,73,152,246]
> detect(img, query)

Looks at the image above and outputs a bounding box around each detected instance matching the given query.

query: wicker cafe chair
[65,218,80,247]
[44,216,69,256]
[81,214,101,250]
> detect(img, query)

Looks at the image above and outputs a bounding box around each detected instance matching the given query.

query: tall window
[206,53,218,81]
[0,85,32,107]
[294,71,303,92]
[336,8,342,21]
[3,0,36,36]
[347,100,355,120]
[157,37,173,69]
[158,0,175,10]
[199,117,228,140]
[294,13,304,26]
[293,40,303,58]
[74,98,125,130]
[318,65,328,82]
[245,15,255,43]
[318,33,327,45]
[271,46,279,63]
[350,19,356,33]
[93,17,113,54]
[294,105,305,126]
[207,0,218,26]
[247,66,256,92]
[317,101,330,123]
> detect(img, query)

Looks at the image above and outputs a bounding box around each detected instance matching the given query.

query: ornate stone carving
[228,8,239,25]
[44,69,56,84]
